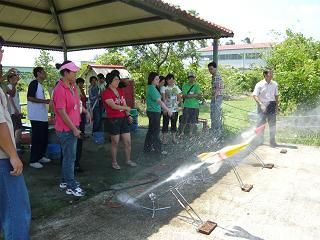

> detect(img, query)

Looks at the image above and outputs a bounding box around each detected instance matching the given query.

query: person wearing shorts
[180,72,201,136]
[101,72,137,170]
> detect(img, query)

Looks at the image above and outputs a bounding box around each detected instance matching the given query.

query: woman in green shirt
[144,72,172,154]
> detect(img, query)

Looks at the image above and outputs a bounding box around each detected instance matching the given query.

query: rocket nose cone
[255,124,266,134]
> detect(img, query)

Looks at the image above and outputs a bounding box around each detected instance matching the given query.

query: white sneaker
[29,162,43,169]
[126,160,137,167]
[161,151,168,155]
[59,182,67,189]
[39,157,51,163]
[66,187,85,197]
[59,181,80,189]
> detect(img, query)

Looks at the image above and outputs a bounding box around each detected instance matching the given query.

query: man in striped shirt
[208,61,224,135]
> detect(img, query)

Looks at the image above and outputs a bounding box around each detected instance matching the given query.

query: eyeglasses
[8,74,18,78]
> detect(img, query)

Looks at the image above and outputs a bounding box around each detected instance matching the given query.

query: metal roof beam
[57,0,117,14]
[4,41,62,51]
[0,22,57,34]
[67,33,207,51]
[0,0,51,15]
[47,0,67,52]
[65,16,162,34]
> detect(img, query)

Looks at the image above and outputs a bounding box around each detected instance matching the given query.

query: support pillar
[63,50,67,61]
[212,38,219,64]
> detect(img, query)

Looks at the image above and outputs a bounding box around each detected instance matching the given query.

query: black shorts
[105,117,130,135]
[182,108,199,124]
[11,114,22,131]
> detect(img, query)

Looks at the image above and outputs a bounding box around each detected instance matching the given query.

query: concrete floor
[31,143,320,240]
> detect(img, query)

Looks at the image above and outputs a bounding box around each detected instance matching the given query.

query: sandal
[126,160,137,167]
[112,162,121,170]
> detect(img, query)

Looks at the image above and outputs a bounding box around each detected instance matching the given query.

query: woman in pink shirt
[101,72,137,170]
[52,61,89,197]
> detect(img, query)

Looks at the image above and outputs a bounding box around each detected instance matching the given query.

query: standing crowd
[0,43,279,239]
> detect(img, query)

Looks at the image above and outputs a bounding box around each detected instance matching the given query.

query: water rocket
[198,142,249,162]
[255,124,266,134]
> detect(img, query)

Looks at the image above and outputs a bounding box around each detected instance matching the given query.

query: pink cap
[59,62,80,72]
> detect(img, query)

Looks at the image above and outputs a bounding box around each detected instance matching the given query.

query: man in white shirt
[27,67,51,168]
[252,69,279,147]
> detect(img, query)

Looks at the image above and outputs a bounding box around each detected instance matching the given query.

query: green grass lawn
[19,89,320,145]
[137,96,320,146]
[138,96,257,133]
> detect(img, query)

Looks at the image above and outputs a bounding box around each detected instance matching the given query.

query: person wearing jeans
[210,95,223,131]
[56,131,77,188]
[0,53,31,239]
[89,76,101,133]
[144,72,172,154]
[53,60,90,197]
[208,61,224,135]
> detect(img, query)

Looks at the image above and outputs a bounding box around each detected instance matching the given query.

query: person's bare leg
[172,132,177,144]
[121,133,131,162]
[189,124,195,136]
[110,135,120,165]
[180,124,186,137]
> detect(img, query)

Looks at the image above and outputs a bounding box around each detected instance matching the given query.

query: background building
[199,43,272,69]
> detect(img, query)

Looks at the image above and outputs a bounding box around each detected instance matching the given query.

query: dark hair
[55,60,72,76]
[148,72,159,85]
[208,61,217,68]
[89,76,97,83]
[165,73,175,81]
[159,75,165,82]
[263,68,272,77]
[33,67,44,78]
[106,72,120,88]
[110,69,120,76]
[76,77,85,84]
[97,73,105,79]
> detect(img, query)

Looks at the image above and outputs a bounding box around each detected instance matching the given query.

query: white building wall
[199,47,270,69]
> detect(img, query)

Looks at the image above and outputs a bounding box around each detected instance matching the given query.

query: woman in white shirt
[161,74,182,144]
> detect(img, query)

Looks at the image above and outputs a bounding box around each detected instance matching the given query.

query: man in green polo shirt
[180,72,201,136]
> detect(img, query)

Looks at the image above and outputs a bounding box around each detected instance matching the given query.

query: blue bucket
[47,144,61,160]
[93,132,105,144]
[48,144,61,154]
[130,123,138,132]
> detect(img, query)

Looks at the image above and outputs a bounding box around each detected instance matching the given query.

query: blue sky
[2,0,320,66]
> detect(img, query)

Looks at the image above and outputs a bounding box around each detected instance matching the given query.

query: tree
[267,30,320,113]
[225,39,235,45]
[122,40,207,99]
[34,50,60,91]
[242,37,253,44]
[95,48,126,65]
